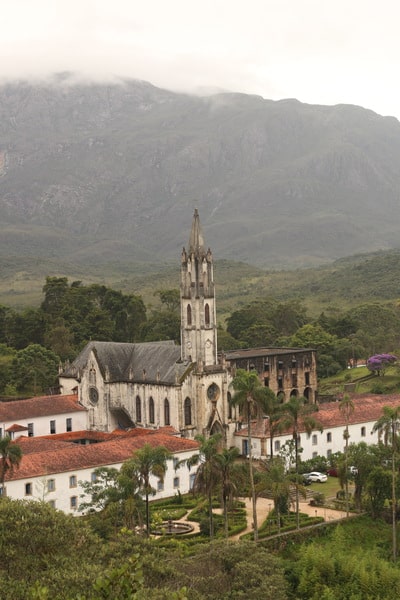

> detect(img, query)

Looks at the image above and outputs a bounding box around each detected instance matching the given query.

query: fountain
[152,519,194,536]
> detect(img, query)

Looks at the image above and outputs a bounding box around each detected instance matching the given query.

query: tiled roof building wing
[0,394,84,421]
[6,432,199,481]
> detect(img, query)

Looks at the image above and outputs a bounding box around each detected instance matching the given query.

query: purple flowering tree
[366,353,397,375]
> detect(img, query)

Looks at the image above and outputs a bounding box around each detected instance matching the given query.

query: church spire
[188,208,206,257]
[180,210,218,366]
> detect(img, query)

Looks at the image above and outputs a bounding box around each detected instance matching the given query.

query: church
[59,210,317,448]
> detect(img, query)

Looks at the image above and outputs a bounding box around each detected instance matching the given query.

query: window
[173,477,180,489]
[91,472,97,483]
[327,432,332,443]
[277,377,283,389]
[173,457,179,469]
[227,392,232,419]
[69,475,77,488]
[50,420,56,434]
[264,362,269,371]
[0,486,5,497]
[312,452,318,459]
[361,426,366,437]
[0,428,2,438]
[66,418,72,432]
[70,496,78,510]
[27,423,34,437]
[136,396,142,422]
[187,304,192,326]
[274,440,281,452]
[312,434,318,445]
[48,500,56,509]
[184,397,192,426]
[292,359,297,369]
[149,397,155,424]
[305,372,310,386]
[47,479,56,492]
[264,377,269,387]
[278,360,283,370]
[205,303,210,326]
[25,482,32,496]
[327,449,332,458]
[157,480,164,492]
[190,473,196,489]
[164,398,170,426]
[292,374,297,387]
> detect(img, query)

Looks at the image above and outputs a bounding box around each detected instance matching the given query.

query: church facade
[59,210,317,449]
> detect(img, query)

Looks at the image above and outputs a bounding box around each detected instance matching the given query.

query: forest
[1,274,400,396]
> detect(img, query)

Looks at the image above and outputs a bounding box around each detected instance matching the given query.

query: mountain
[1,74,400,270]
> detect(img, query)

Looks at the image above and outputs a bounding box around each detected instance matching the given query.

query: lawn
[308,475,350,501]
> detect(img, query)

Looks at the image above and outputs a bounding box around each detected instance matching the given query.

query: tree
[186,433,222,538]
[214,445,242,538]
[279,396,322,529]
[11,344,60,394]
[230,369,276,541]
[339,393,355,517]
[123,443,171,536]
[367,353,397,375]
[257,458,292,534]
[0,436,22,491]
[373,405,400,561]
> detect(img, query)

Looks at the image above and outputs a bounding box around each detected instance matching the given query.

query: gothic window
[187,304,192,326]
[305,372,310,386]
[184,397,192,426]
[136,396,142,422]
[227,392,232,420]
[205,303,210,326]
[164,398,170,426]
[89,368,96,385]
[149,397,155,424]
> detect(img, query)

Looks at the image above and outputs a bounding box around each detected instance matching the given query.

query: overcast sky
[2,0,400,119]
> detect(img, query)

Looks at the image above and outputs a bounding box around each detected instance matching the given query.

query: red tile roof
[6,424,28,433]
[0,394,85,421]
[5,431,199,481]
[235,393,400,438]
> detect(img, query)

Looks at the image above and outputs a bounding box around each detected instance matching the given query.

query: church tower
[181,209,218,366]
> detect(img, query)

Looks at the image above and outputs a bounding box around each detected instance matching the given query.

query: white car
[307,471,328,483]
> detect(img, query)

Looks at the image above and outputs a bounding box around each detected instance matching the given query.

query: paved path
[231,497,349,539]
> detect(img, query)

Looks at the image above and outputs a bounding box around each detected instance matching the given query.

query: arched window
[136,396,142,422]
[184,397,192,426]
[149,397,155,424]
[187,304,192,326]
[227,392,232,420]
[205,303,210,326]
[164,398,170,426]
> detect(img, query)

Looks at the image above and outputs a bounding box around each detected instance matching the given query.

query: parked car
[306,471,328,483]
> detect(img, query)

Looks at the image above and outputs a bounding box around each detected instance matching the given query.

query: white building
[233,393,400,462]
[3,428,199,514]
[0,394,87,439]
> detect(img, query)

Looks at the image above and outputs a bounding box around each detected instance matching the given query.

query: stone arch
[290,389,298,398]
[303,387,312,402]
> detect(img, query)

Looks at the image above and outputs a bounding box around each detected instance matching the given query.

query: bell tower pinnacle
[180,209,218,366]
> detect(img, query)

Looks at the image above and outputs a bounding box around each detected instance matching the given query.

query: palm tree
[373,405,400,561]
[279,396,322,529]
[258,458,293,535]
[187,433,222,538]
[339,393,355,518]
[230,368,276,541]
[0,436,22,495]
[214,446,242,538]
[124,443,171,536]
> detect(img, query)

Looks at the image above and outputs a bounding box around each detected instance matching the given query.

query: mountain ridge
[1,76,400,269]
